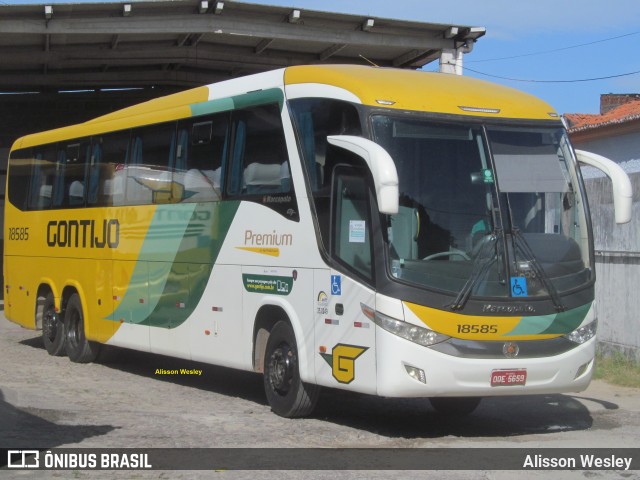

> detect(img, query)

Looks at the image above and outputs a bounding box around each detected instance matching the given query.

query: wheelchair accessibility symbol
[331,275,342,295]
[510,277,528,297]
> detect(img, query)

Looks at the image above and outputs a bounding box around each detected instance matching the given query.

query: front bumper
[375,326,595,398]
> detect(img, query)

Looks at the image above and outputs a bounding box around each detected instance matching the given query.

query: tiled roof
[565,100,640,132]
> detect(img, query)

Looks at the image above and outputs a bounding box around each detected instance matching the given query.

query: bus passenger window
[125,123,176,205]
[94,130,130,207]
[176,114,228,203]
[28,144,57,210]
[289,98,362,248]
[227,104,291,197]
[6,148,32,210]
[289,98,362,193]
[57,140,90,208]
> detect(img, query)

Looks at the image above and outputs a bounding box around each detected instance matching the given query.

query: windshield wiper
[448,231,500,311]
[512,228,565,312]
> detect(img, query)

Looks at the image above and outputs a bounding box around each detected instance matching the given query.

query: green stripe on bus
[539,303,591,335]
[503,313,556,336]
[109,203,196,325]
[190,97,235,117]
[108,201,240,328]
[231,89,284,110]
[144,201,239,328]
[189,88,284,117]
[504,303,591,336]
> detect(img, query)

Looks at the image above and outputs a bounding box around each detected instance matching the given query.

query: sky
[6,0,640,115]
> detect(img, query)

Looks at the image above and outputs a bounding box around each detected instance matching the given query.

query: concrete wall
[584,172,640,359]
[574,117,639,359]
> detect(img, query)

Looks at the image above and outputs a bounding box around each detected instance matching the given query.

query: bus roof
[13,65,558,150]
[284,65,558,121]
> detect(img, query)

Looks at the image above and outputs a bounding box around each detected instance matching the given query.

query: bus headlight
[563,319,598,344]
[361,303,450,347]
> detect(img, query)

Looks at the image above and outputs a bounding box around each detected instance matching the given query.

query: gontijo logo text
[46,219,120,248]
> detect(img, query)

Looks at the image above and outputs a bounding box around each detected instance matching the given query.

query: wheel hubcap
[268,344,295,395]
[43,309,57,341]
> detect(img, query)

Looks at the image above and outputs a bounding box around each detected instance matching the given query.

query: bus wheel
[263,321,319,418]
[429,397,481,416]
[64,293,100,363]
[42,293,65,356]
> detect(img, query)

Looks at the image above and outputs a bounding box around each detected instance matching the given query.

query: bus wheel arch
[62,290,101,363]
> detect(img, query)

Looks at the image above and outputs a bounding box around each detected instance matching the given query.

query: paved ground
[1,310,639,479]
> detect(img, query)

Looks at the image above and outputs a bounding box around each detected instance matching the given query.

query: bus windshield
[371,115,591,302]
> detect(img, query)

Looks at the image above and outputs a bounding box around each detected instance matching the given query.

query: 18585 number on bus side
[8,227,29,241]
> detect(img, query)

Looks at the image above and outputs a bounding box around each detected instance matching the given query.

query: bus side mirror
[575,149,633,224]
[327,135,399,214]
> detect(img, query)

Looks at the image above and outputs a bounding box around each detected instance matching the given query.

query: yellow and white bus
[4,65,632,417]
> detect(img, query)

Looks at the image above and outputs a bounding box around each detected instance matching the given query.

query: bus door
[314,166,377,394]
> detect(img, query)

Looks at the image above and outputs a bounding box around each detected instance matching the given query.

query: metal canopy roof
[0,0,485,92]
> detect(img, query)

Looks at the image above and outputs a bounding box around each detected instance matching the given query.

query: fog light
[574,360,593,379]
[404,364,426,384]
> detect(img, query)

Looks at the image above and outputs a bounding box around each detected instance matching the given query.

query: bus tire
[263,321,319,418]
[64,293,100,363]
[42,292,65,356]
[429,396,481,416]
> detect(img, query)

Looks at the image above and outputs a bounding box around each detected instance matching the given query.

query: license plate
[491,369,527,387]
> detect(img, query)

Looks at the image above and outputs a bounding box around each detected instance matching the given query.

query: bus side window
[125,122,176,205]
[331,165,374,281]
[87,142,103,205]
[58,140,90,208]
[96,130,131,207]
[227,104,291,197]
[290,98,362,194]
[289,98,362,248]
[177,113,229,203]
[52,149,66,207]
[7,148,33,211]
[28,144,57,210]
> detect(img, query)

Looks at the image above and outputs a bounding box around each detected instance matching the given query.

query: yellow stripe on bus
[404,301,562,341]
